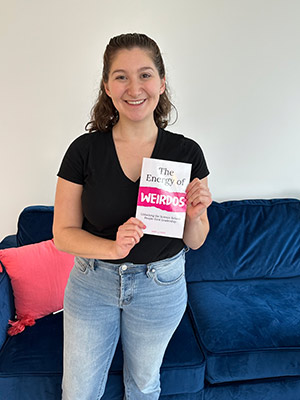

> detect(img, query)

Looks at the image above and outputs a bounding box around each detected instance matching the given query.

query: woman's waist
[75,246,187,275]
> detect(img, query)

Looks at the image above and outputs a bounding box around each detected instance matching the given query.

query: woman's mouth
[125,99,146,105]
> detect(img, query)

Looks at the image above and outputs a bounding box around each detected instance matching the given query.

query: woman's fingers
[114,217,146,258]
[119,227,143,244]
[119,218,146,243]
[185,178,212,220]
[186,179,211,207]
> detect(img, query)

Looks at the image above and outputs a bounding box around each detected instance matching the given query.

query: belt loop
[89,258,95,271]
[146,264,156,279]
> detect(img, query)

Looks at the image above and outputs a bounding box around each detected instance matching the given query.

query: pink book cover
[136,158,192,238]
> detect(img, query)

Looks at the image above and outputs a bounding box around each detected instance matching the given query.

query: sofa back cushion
[12,200,300,282]
[185,199,300,282]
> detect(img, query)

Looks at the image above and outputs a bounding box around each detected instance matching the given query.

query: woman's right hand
[113,217,146,259]
[54,178,146,260]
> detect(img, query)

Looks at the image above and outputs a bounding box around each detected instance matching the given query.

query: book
[136,158,192,239]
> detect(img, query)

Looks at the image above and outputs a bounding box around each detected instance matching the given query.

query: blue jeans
[62,249,187,400]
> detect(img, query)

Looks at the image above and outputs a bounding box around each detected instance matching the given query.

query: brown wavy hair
[85,33,176,132]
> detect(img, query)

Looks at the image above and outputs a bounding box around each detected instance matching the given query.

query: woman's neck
[113,118,158,144]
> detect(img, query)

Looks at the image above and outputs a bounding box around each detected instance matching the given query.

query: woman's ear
[103,82,111,97]
[160,77,166,95]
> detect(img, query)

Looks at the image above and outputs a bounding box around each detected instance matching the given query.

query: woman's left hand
[185,178,212,220]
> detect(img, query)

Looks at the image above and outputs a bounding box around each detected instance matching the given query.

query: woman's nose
[127,79,142,97]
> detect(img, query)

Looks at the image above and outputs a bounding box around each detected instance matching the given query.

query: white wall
[1,0,300,240]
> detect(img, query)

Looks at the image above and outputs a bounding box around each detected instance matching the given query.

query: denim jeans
[62,249,187,400]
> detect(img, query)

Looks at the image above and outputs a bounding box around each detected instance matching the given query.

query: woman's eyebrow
[139,67,155,72]
[111,67,155,75]
[111,69,126,75]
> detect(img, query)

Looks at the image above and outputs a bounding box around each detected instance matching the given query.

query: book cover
[136,158,192,238]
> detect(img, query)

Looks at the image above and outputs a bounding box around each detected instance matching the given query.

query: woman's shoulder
[160,128,202,152]
[71,130,108,144]
[66,130,110,152]
[160,128,209,179]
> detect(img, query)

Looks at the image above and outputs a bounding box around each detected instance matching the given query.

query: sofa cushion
[204,377,300,400]
[0,312,64,375]
[0,311,205,397]
[188,278,300,384]
[185,199,300,282]
[0,240,74,334]
[0,312,123,400]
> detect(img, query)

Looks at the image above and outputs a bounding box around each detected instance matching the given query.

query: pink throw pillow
[0,239,74,335]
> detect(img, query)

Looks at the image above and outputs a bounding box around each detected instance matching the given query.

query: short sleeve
[57,134,90,185]
[183,138,210,181]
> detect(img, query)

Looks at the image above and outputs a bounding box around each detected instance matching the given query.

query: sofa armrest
[0,235,17,249]
[0,267,15,349]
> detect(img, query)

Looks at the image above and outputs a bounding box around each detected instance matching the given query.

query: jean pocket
[75,257,91,274]
[152,254,185,286]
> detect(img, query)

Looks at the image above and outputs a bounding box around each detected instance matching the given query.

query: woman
[53,33,212,400]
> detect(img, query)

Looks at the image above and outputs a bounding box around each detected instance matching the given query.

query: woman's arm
[183,177,212,250]
[53,177,145,259]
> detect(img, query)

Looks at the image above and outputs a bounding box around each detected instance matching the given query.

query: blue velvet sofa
[0,198,300,399]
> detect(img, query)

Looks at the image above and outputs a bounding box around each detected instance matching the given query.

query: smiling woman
[103,48,166,126]
[53,32,211,400]
[85,33,173,132]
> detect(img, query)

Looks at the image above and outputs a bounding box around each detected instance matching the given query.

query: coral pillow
[0,239,74,335]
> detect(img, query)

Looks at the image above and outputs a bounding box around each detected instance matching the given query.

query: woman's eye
[141,73,151,79]
[116,75,126,80]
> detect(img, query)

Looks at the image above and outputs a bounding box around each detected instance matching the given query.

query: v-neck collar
[109,128,162,184]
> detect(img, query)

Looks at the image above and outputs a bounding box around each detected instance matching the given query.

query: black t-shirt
[57,128,209,264]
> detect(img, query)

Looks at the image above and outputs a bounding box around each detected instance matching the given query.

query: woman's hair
[85,33,176,132]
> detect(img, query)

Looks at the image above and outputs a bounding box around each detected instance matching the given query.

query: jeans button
[121,264,128,271]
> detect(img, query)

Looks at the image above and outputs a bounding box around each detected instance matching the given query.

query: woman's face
[104,47,165,126]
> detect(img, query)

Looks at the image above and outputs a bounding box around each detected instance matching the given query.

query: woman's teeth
[126,100,145,105]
